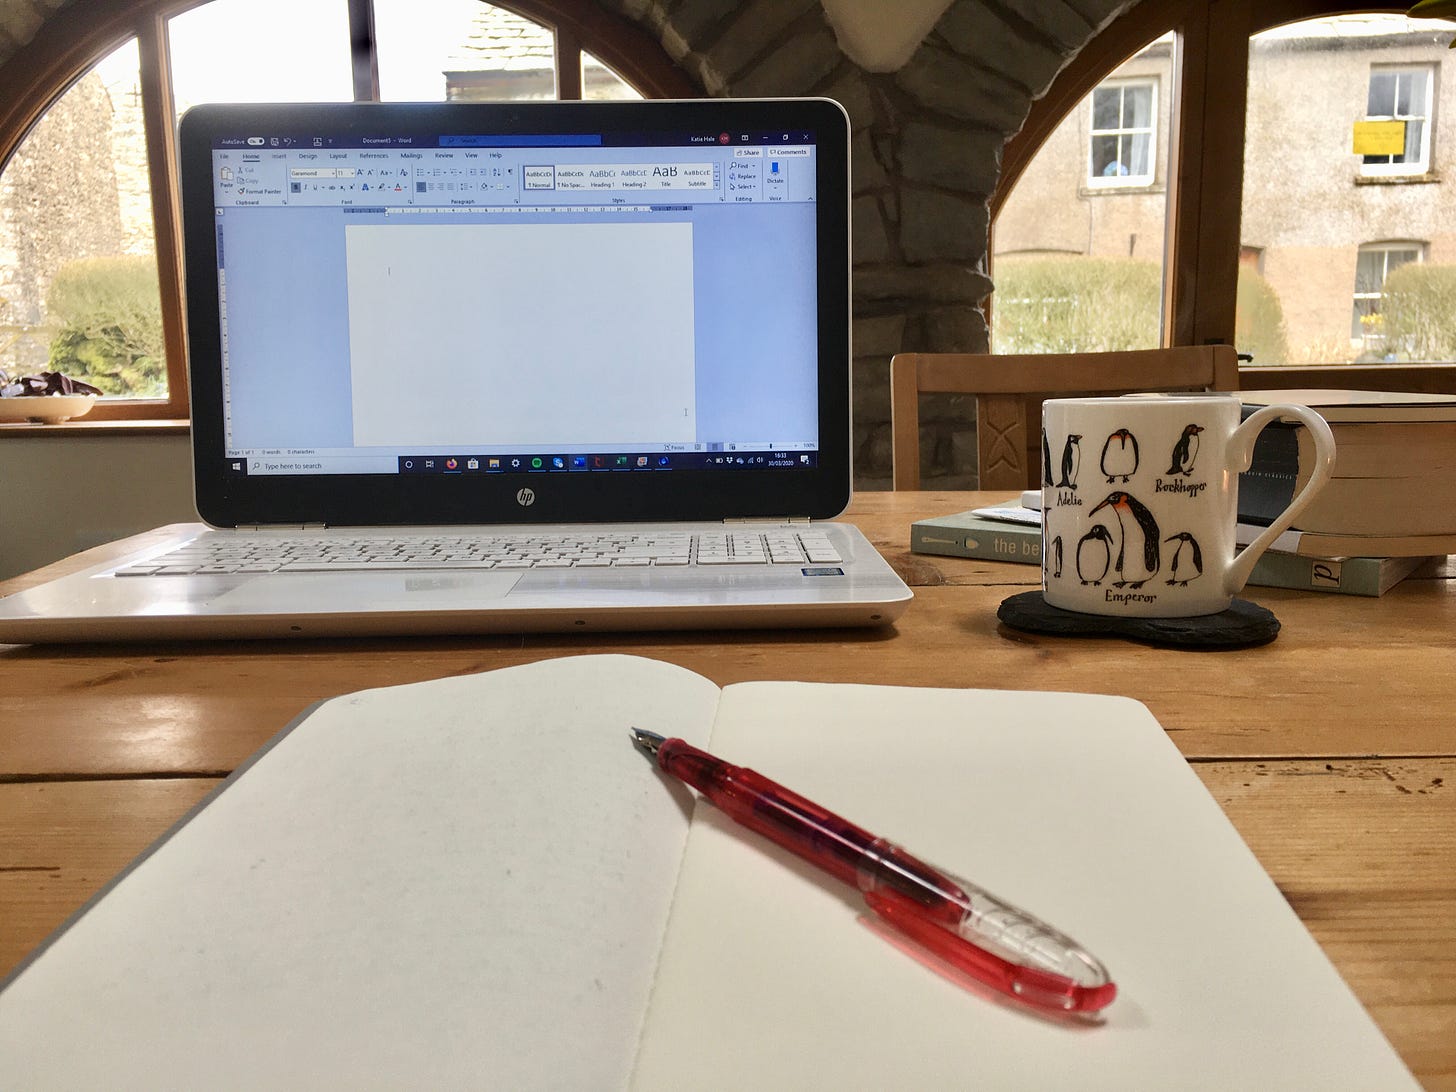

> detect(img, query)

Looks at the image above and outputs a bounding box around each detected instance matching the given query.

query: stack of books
[911,494,1439,598]
[1239,389,1456,556]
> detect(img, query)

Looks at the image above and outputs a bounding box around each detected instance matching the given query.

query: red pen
[630,728,1116,1014]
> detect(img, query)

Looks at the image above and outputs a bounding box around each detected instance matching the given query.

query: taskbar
[223,450,818,476]
[398,451,817,473]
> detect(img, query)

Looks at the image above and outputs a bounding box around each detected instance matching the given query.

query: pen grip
[657,739,961,904]
[659,738,875,887]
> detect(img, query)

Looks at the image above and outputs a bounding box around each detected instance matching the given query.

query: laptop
[0,98,911,642]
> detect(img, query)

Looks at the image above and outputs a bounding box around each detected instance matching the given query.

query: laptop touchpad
[210,572,523,612]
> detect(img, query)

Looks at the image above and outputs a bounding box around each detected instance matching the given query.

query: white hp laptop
[0,99,911,642]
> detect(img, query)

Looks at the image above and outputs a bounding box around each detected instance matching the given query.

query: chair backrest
[889,345,1240,491]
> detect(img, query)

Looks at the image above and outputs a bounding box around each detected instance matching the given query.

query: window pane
[992,36,1172,354]
[1351,246,1422,347]
[1354,250,1385,294]
[582,52,643,101]
[168,0,353,116]
[1351,294,1378,340]
[1126,132,1151,176]
[1364,67,1433,171]
[1396,71,1414,115]
[1367,70,1395,115]
[1403,118,1424,162]
[1091,134,1121,176]
[1091,88,1119,130]
[1085,79,1157,185]
[1124,86,1152,128]
[1241,15,1453,364]
[0,40,165,399]
[376,0,557,102]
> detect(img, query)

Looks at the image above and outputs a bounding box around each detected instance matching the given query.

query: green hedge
[1378,263,1456,362]
[992,255,1291,361]
[1234,266,1289,364]
[44,255,165,397]
[991,256,1161,354]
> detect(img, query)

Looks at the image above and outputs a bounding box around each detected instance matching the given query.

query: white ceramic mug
[1040,394,1336,617]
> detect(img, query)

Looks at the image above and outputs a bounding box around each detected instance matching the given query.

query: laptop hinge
[725,517,812,525]
[234,524,328,531]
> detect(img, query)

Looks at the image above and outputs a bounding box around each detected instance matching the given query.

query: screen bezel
[178,99,851,528]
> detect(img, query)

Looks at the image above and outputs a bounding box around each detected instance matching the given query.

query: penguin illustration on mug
[1099,429,1139,483]
[1164,532,1204,586]
[1089,491,1161,588]
[1075,525,1114,586]
[1056,434,1082,489]
[1165,424,1204,477]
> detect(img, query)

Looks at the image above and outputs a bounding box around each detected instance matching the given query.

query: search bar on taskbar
[244,456,399,475]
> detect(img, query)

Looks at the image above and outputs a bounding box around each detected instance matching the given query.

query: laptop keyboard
[114,529,843,576]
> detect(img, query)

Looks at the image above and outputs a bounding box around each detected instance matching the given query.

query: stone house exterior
[995,16,1456,366]
[993,34,1173,271]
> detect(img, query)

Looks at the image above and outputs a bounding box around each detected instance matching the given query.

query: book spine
[1245,523,1456,557]
[1238,416,1299,525]
[911,521,1042,565]
[1246,552,1389,597]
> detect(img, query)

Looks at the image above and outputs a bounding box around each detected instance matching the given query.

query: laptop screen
[180,100,850,528]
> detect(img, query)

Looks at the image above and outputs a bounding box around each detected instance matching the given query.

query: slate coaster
[997,590,1280,649]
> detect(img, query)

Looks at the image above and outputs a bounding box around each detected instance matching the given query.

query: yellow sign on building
[1352,120,1407,156]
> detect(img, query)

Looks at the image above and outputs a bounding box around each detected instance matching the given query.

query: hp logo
[516,488,536,507]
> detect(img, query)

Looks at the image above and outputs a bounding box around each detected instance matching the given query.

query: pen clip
[862,883,1116,1014]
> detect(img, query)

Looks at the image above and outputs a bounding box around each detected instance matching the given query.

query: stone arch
[597,0,1142,486]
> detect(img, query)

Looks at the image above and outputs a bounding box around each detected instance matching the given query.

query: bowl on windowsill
[0,393,99,424]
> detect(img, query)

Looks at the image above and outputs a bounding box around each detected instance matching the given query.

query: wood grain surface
[2,493,1452,1086]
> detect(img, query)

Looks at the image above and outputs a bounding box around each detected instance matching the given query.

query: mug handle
[1225,403,1337,596]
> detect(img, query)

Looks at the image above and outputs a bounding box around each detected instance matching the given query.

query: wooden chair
[889,345,1240,491]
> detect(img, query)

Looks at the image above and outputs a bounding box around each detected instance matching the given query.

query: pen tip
[629,727,666,758]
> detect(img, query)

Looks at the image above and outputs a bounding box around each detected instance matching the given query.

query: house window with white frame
[1088,78,1156,186]
[1362,65,1434,175]
[1352,242,1422,342]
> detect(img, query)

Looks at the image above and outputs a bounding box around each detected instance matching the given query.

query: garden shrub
[44,254,165,397]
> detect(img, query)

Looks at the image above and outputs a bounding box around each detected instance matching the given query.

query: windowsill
[0,418,190,437]
[1079,182,1164,198]
[1354,171,1440,186]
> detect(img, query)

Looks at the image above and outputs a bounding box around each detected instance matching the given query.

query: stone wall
[0,70,124,375]
[598,0,1140,488]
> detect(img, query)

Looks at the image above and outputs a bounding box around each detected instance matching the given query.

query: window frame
[994,0,1456,387]
[0,0,695,423]
[1360,63,1434,176]
[1352,240,1424,343]
[1086,76,1159,188]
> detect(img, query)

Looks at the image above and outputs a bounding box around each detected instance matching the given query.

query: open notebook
[0,656,1415,1088]
[0,99,909,642]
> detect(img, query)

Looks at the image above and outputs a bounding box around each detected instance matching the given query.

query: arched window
[0,0,694,421]
[992,33,1174,356]
[992,1,1456,389]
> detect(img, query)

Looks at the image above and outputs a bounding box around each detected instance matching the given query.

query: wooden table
[2,492,1453,1087]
